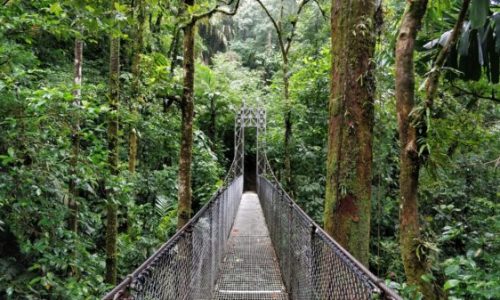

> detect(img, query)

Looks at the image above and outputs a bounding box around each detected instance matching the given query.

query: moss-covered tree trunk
[323,0,378,266]
[105,3,121,284]
[128,0,145,174]
[177,0,195,229]
[395,1,436,298]
[68,38,82,233]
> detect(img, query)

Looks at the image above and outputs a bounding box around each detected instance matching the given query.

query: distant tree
[255,0,316,196]
[128,0,146,174]
[105,0,121,285]
[68,37,82,234]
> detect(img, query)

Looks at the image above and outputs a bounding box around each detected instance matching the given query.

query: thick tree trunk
[323,0,377,266]
[128,0,145,174]
[177,0,195,229]
[105,17,121,285]
[68,39,83,233]
[395,1,437,298]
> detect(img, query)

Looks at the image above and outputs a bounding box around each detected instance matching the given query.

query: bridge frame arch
[233,105,267,186]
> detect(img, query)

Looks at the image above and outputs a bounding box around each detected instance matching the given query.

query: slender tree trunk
[395,1,437,298]
[395,1,470,297]
[208,95,216,148]
[68,39,83,233]
[283,59,293,196]
[128,0,146,174]
[177,0,195,229]
[323,0,378,266]
[105,9,121,284]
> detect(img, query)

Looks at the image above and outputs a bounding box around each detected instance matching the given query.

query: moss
[324,0,377,267]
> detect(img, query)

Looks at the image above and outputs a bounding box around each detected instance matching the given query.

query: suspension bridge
[103,107,401,300]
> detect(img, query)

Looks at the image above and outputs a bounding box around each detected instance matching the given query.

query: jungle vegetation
[0,0,498,299]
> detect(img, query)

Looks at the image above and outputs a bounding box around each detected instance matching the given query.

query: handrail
[103,173,243,300]
[259,156,401,300]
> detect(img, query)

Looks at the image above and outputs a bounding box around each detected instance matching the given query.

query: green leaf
[469,0,489,29]
[7,147,15,158]
[85,5,95,13]
[49,3,63,16]
[491,13,500,52]
[445,264,460,275]
[421,273,435,283]
[458,22,471,56]
[114,2,128,13]
[444,279,460,290]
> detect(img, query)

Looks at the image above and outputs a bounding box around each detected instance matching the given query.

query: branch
[284,0,312,55]
[3,0,11,6]
[313,0,327,20]
[255,0,287,57]
[185,0,241,27]
[450,82,500,104]
[425,0,471,109]
[255,0,312,58]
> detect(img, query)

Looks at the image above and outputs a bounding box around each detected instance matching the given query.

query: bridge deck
[212,192,288,300]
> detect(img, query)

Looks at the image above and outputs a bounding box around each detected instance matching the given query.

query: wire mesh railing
[258,159,401,300]
[103,176,243,300]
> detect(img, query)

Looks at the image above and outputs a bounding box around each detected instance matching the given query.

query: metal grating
[213,192,288,300]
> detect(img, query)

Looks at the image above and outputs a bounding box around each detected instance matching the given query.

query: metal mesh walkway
[103,107,401,300]
[213,192,288,300]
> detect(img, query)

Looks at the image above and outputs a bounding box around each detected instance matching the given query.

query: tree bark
[128,0,146,174]
[105,6,121,284]
[283,59,293,196]
[68,38,83,234]
[395,1,437,298]
[323,0,378,266]
[177,0,195,229]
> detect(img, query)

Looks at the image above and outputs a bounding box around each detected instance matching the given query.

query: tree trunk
[283,60,293,196]
[177,0,195,229]
[128,0,145,174]
[395,1,437,298]
[68,38,83,233]
[208,95,216,149]
[105,12,121,284]
[323,0,378,266]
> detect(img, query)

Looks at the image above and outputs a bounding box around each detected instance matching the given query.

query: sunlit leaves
[49,3,64,16]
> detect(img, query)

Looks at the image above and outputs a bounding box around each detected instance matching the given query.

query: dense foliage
[0,0,498,299]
